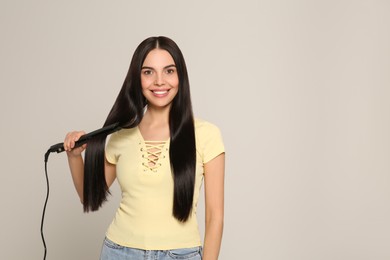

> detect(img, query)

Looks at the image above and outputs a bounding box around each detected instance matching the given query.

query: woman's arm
[202,153,225,260]
[64,131,116,203]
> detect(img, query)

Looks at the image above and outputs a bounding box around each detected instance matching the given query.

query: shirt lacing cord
[140,141,168,172]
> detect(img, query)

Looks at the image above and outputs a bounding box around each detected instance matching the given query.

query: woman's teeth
[153,90,168,94]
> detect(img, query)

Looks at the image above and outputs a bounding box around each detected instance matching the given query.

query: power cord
[41,151,51,260]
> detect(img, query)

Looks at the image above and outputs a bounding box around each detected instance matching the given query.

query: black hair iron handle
[48,123,121,154]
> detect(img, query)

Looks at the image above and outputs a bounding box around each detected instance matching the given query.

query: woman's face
[141,49,179,109]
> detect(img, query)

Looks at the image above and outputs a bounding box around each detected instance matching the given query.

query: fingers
[64,131,86,152]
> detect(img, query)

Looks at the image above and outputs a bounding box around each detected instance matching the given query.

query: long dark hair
[83,36,196,222]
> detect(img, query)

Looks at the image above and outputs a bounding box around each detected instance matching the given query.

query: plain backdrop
[1,0,389,259]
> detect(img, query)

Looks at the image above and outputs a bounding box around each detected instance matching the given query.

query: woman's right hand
[64,131,87,157]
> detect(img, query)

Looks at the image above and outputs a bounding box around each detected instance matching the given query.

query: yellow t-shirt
[104,118,224,250]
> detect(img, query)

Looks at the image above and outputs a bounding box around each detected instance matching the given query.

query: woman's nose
[154,73,165,86]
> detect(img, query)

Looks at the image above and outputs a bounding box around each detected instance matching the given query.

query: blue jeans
[100,237,203,260]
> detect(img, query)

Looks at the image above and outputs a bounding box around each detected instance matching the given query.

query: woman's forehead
[142,49,175,67]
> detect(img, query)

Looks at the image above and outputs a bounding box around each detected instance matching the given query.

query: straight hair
[83,36,196,222]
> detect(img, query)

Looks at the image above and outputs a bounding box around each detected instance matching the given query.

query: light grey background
[1,0,389,259]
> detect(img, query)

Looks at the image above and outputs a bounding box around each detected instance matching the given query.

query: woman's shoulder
[194,118,223,139]
[194,118,225,162]
[108,126,139,144]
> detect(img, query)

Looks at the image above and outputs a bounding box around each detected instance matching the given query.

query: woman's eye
[166,69,175,74]
[143,70,153,75]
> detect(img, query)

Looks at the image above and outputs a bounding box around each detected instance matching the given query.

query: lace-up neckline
[137,126,169,173]
[141,141,168,172]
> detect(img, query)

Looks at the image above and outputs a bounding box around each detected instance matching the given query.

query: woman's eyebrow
[141,64,176,70]
[164,64,176,69]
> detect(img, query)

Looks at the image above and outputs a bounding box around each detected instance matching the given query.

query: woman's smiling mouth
[151,89,170,97]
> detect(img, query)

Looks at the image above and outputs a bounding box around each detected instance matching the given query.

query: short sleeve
[105,132,120,164]
[197,120,225,164]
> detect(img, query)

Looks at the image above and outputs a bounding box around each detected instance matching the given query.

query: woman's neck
[139,105,171,140]
[142,105,170,126]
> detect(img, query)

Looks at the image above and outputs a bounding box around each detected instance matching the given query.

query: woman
[64,36,225,260]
